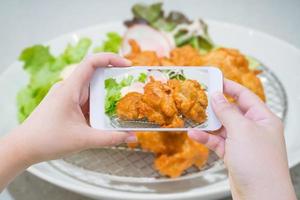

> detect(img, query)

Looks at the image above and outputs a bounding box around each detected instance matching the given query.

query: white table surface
[1,0,300,199]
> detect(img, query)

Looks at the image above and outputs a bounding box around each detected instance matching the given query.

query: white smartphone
[90,66,223,131]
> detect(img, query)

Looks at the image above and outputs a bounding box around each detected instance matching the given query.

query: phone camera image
[90,67,223,131]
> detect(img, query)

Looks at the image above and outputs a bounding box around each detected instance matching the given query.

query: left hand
[6,53,136,166]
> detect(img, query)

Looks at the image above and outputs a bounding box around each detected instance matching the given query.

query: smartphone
[90,66,223,131]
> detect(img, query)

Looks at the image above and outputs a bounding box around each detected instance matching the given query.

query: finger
[66,53,131,91]
[45,81,64,97]
[210,126,227,139]
[188,129,225,158]
[224,79,271,119]
[84,128,137,147]
[211,91,245,129]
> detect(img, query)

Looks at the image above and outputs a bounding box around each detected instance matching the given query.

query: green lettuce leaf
[127,3,215,53]
[132,3,163,24]
[94,32,122,53]
[19,45,55,75]
[120,75,134,87]
[62,38,92,64]
[104,75,134,117]
[174,20,214,53]
[137,73,147,83]
[17,38,92,122]
[126,3,190,32]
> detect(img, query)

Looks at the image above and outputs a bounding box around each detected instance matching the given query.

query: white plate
[0,20,300,200]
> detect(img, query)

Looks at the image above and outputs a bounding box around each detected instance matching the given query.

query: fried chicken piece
[139,78,184,128]
[116,92,143,120]
[132,131,209,178]
[168,79,208,123]
[241,72,265,101]
[125,42,202,67]
[154,137,209,178]
[125,40,161,66]
[200,48,265,101]
[167,45,202,66]
[133,132,187,154]
[159,57,175,66]
[200,48,249,81]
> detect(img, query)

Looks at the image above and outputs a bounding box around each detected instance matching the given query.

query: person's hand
[4,53,136,166]
[188,79,296,200]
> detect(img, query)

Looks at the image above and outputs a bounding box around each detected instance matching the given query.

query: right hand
[188,79,296,200]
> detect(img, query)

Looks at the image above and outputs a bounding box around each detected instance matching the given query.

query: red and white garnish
[121,82,145,97]
[147,70,169,83]
[121,25,174,57]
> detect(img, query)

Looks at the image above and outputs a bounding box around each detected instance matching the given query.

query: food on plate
[155,135,209,178]
[124,2,214,53]
[200,48,265,101]
[17,2,267,178]
[125,40,203,66]
[125,40,162,66]
[130,132,187,154]
[164,45,203,66]
[121,25,173,57]
[128,132,209,178]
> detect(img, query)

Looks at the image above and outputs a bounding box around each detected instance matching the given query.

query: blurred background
[0,0,300,199]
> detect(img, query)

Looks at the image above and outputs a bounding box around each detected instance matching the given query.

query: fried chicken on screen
[139,78,184,128]
[168,79,208,124]
[116,78,186,128]
[116,92,143,120]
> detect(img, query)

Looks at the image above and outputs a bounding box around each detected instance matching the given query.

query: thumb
[211,92,245,130]
[84,128,137,147]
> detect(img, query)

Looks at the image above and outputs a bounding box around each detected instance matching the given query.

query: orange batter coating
[168,79,208,124]
[200,48,265,101]
[139,78,183,128]
[128,132,209,178]
[116,78,208,128]
[116,92,143,120]
[240,72,265,101]
[162,45,202,66]
[134,132,187,154]
[116,78,185,128]
[125,40,161,66]
[154,137,209,178]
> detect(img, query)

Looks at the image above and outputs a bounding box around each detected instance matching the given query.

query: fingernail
[125,133,137,143]
[187,129,198,139]
[124,58,132,66]
[212,92,227,104]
